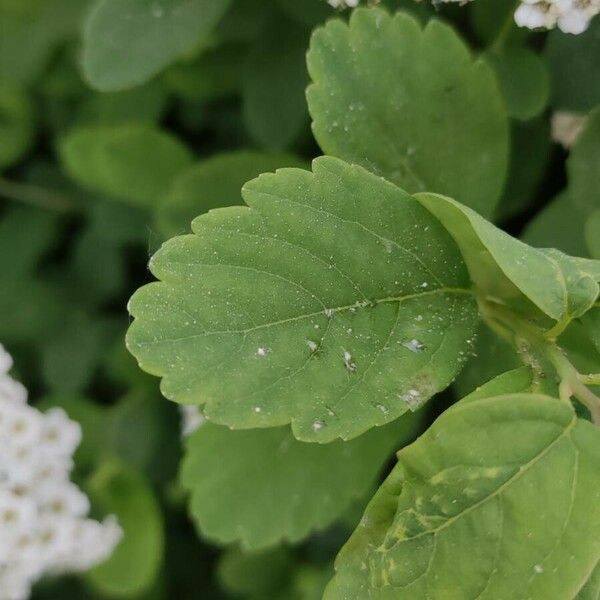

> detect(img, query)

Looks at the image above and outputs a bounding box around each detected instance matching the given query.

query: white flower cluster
[515,0,599,34]
[0,344,122,600]
[327,0,360,8]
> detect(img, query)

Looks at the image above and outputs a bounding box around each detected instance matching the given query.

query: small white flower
[180,405,205,436]
[327,0,360,8]
[514,0,599,33]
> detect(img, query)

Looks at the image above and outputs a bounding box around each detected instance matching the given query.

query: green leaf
[181,411,423,549]
[0,0,85,86]
[157,150,306,238]
[484,45,549,121]
[469,0,524,45]
[582,307,600,356]
[0,85,34,170]
[325,394,600,599]
[568,106,600,212]
[82,0,232,91]
[522,192,591,258]
[306,8,509,217]
[495,117,551,222]
[40,312,108,393]
[242,16,310,150]
[127,157,478,442]
[416,192,600,322]
[59,124,193,208]
[0,206,61,278]
[460,366,535,401]
[544,17,600,112]
[87,462,164,598]
[586,210,600,259]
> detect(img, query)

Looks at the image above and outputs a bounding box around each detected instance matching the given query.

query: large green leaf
[325,392,600,599]
[578,561,600,599]
[59,124,193,208]
[87,462,164,597]
[127,157,478,442]
[416,192,600,323]
[568,107,600,213]
[181,411,422,549]
[157,151,306,238]
[306,8,509,218]
[82,0,232,91]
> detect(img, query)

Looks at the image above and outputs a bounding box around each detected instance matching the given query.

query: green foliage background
[1,0,599,598]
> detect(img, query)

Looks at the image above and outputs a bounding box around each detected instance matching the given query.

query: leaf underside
[127,157,478,442]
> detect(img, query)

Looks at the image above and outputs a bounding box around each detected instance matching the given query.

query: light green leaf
[0,85,34,170]
[568,106,600,212]
[416,192,600,322]
[586,210,600,259]
[82,0,232,91]
[544,17,600,112]
[157,151,306,238]
[59,124,193,208]
[325,394,600,599]
[484,45,549,121]
[87,462,164,598]
[242,16,310,150]
[127,157,478,442]
[522,192,590,258]
[306,8,509,217]
[181,411,422,549]
[460,366,535,401]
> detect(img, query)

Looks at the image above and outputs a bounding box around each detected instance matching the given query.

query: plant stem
[0,177,78,213]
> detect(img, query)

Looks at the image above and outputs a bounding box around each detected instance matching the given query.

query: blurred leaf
[127,157,478,443]
[484,45,549,121]
[495,117,551,222]
[0,0,86,85]
[276,0,333,26]
[87,462,165,598]
[522,192,590,257]
[39,312,116,394]
[59,123,193,208]
[578,562,600,600]
[545,17,600,112]
[0,206,61,277]
[568,106,600,212]
[586,210,600,259]
[162,43,245,102]
[0,85,34,169]
[76,81,168,126]
[157,150,305,238]
[307,8,509,218]
[218,546,294,599]
[243,16,310,150]
[0,278,63,342]
[108,390,181,484]
[181,413,422,549]
[469,0,523,45]
[82,0,233,91]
